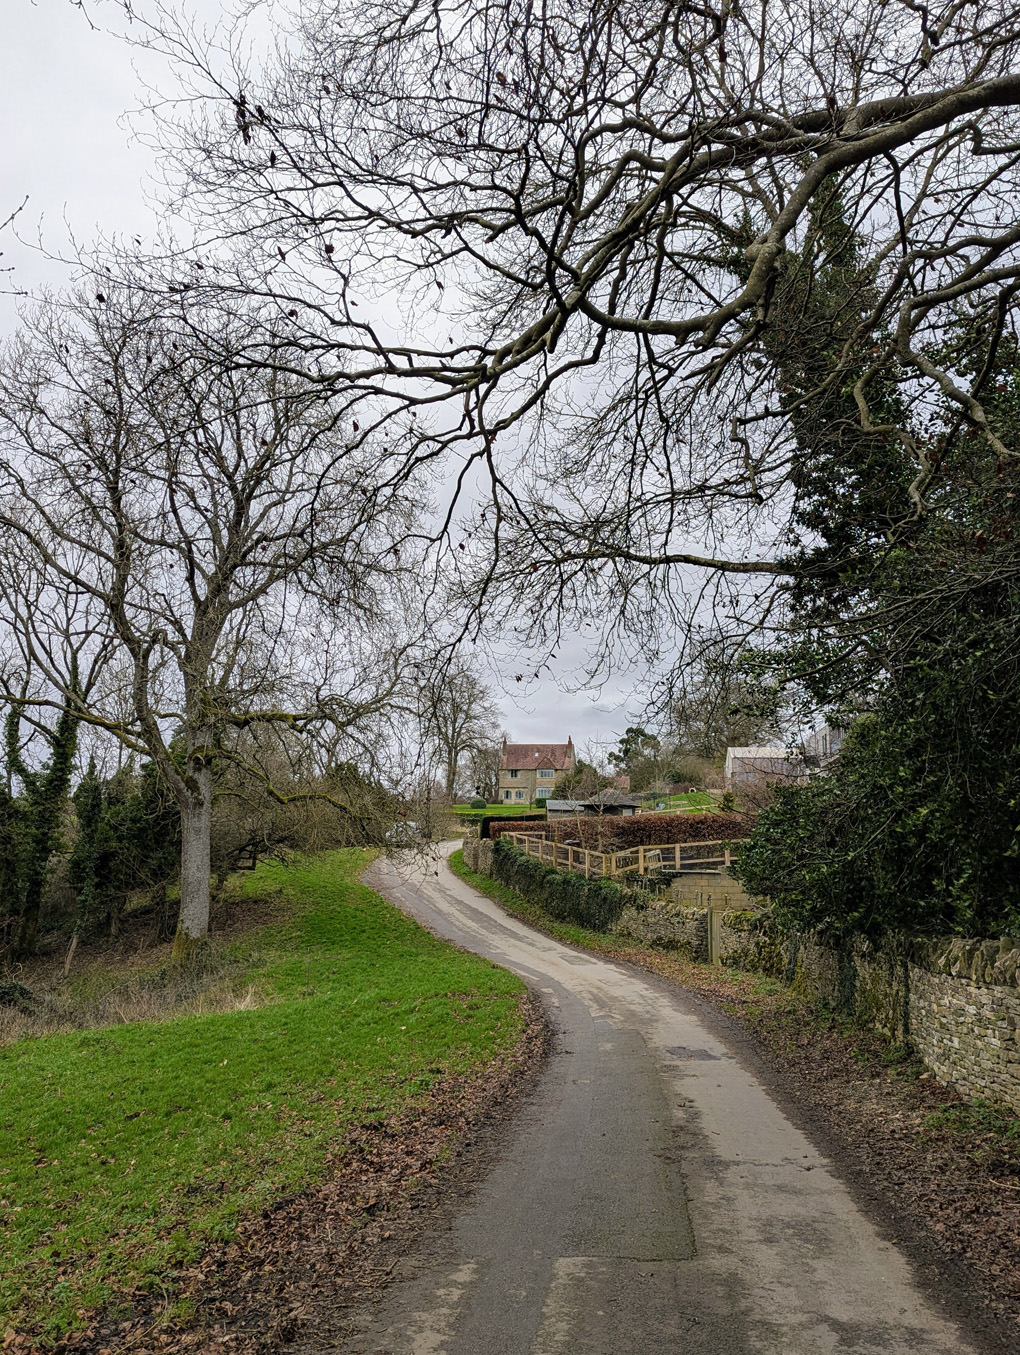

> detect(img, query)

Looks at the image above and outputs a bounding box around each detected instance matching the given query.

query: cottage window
[508,769,520,779]
[515,790,525,801]
[538,768,555,778]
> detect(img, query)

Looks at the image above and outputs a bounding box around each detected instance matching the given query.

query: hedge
[491,837,646,931]
[489,811,749,851]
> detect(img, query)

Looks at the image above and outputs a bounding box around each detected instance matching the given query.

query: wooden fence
[502,832,748,880]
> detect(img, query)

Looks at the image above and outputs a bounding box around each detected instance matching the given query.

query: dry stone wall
[615,901,708,958]
[907,942,1020,1111]
[461,837,492,874]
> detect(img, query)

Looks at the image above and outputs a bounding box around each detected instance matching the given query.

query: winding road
[348,845,982,1354]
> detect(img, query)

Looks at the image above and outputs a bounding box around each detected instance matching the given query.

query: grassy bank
[1,851,525,1337]
[651,791,718,812]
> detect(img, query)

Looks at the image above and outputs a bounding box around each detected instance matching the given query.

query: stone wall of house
[455,838,1020,1113]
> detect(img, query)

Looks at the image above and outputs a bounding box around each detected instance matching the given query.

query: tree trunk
[153,881,176,943]
[172,760,213,968]
[15,891,42,959]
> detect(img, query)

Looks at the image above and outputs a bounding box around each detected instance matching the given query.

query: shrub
[469,797,487,810]
[491,838,645,931]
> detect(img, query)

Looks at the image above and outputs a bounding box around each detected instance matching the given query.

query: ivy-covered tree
[1,698,79,957]
[67,759,105,944]
[736,616,1020,939]
[734,196,1020,937]
[69,759,182,945]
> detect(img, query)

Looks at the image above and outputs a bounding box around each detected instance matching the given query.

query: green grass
[452,803,544,820]
[648,792,718,812]
[922,1099,1020,1141]
[0,851,525,1336]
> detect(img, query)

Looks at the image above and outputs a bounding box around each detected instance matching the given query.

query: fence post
[708,906,722,966]
[638,845,645,875]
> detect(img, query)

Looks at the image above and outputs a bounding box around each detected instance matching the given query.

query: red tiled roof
[499,740,574,771]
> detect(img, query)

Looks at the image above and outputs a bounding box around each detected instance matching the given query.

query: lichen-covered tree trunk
[171,746,213,967]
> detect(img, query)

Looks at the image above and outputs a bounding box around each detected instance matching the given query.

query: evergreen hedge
[491,837,645,931]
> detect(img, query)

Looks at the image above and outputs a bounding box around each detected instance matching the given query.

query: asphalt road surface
[349,845,980,1355]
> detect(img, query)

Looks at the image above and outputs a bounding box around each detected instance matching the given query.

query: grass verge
[1,850,525,1338]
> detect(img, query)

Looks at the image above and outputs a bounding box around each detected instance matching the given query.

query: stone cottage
[498,738,575,804]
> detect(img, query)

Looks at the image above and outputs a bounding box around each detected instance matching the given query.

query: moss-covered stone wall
[614,901,709,958]
[907,944,1020,1111]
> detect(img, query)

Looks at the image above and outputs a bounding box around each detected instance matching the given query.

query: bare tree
[418,662,501,799]
[464,735,503,804]
[666,642,780,761]
[73,0,1018,735]
[0,285,421,960]
[114,3,1019,544]
[209,724,402,884]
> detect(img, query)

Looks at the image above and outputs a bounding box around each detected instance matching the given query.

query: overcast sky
[1,0,642,751]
